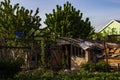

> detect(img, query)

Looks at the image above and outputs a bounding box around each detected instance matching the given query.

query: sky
[0,0,120,32]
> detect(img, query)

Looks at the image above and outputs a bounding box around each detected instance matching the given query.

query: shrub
[81,61,96,72]
[14,71,120,80]
[0,57,23,79]
[96,61,110,72]
[81,61,110,72]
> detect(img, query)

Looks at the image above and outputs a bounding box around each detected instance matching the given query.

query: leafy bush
[0,57,23,79]
[96,61,110,72]
[14,72,120,80]
[81,61,96,72]
[81,61,110,72]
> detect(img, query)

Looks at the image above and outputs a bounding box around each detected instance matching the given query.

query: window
[72,46,85,58]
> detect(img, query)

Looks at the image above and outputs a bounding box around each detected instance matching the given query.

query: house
[49,37,104,71]
[99,20,120,35]
[99,20,120,42]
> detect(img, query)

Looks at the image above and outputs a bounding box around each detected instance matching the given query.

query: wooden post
[78,47,80,56]
[103,41,109,72]
[104,41,108,64]
[70,44,73,70]
[75,46,76,56]
[65,45,68,69]
[70,45,73,56]
[85,50,89,62]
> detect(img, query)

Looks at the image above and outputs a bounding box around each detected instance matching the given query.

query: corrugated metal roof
[58,37,103,50]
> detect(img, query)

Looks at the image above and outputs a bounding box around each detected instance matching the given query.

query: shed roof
[58,37,103,50]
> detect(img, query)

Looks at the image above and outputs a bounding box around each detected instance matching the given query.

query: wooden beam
[0,46,31,49]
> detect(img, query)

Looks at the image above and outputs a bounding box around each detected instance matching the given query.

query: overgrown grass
[1,61,120,80]
[2,70,120,80]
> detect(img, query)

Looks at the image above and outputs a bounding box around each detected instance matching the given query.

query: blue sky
[0,0,120,32]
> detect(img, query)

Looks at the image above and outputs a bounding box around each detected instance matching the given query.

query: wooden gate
[50,45,63,70]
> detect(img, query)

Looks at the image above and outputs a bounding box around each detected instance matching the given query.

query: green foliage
[0,0,41,39]
[7,72,120,80]
[1,69,120,80]
[45,1,95,39]
[0,57,23,79]
[94,28,120,42]
[81,61,110,72]
[92,32,105,40]
[81,61,96,72]
[96,61,110,72]
[40,38,46,67]
[33,67,53,76]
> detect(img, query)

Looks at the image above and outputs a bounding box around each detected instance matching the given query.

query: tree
[0,0,41,39]
[44,1,95,39]
[0,0,42,68]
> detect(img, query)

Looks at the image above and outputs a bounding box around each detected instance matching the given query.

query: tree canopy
[44,1,95,39]
[0,0,41,39]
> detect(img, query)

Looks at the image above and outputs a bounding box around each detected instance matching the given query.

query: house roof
[58,37,103,50]
[99,20,120,33]
[115,20,120,23]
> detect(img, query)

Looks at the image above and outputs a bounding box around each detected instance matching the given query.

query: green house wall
[100,20,120,36]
